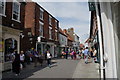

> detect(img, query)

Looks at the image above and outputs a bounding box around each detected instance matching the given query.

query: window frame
[49,26,52,39]
[12,0,21,22]
[55,30,58,41]
[40,8,44,20]
[49,15,52,26]
[39,21,44,37]
[0,0,6,16]
[55,20,58,29]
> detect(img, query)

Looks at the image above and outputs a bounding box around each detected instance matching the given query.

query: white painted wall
[59,33,67,47]
[100,2,117,78]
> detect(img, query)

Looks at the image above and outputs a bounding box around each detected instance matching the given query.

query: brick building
[63,29,73,52]
[23,2,59,57]
[0,0,26,71]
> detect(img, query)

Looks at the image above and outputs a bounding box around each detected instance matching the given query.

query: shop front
[1,26,21,71]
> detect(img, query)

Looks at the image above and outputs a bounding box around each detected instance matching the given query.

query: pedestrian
[65,51,68,59]
[61,50,65,59]
[70,50,74,59]
[73,50,76,60]
[79,49,82,59]
[76,50,80,59]
[20,51,25,69]
[33,49,39,67]
[12,50,20,76]
[84,47,89,64]
[38,52,44,66]
[25,49,31,65]
[11,50,15,73]
[45,51,52,68]
[82,48,85,59]
[92,48,97,63]
[30,48,35,62]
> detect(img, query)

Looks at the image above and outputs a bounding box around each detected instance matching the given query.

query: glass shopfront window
[5,38,17,62]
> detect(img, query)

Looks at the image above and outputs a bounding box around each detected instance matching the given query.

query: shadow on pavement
[2,60,57,80]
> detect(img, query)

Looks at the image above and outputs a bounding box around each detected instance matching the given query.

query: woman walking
[20,51,25,69]
[12,50,20,76]
[45,51,52,68]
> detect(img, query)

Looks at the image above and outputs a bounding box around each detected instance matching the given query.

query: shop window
[5,38,17,62]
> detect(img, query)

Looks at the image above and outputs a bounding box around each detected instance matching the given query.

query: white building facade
[59,30,67,53]
[93,1,120,79]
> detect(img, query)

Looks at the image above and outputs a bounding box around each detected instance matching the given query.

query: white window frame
[39,21,44,37]
[12,0,21,22]
[49,26,52,39]
[49,15,52,26]
[40,8,44,20]
[55,30,57,41]
[0,0,6,16]
[55,20,57,28]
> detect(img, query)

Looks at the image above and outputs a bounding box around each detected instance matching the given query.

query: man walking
[84,47,89,64]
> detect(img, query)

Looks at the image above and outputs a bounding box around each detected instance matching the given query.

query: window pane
[13,13,18,20]
[40,8,43,20]
[0,0,4,14]
[13,2,20,20]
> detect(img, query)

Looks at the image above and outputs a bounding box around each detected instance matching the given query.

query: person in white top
[93,48,97,62]
[45,51,52,68]
[20,51,25,68]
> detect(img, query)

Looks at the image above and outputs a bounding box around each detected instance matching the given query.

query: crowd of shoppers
[10,46,97,76]
[10,48,53,76]
[61,47,98,64]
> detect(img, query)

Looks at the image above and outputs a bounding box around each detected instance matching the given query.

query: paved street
[2,58,100,79]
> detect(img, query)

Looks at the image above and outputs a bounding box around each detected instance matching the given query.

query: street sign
[88,2,96,11]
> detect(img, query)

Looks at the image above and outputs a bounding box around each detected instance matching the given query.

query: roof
[59,28,67,37]
[63,29,73,41]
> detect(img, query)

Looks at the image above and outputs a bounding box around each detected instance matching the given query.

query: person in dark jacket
[65,51,68,59]
[12,50,20,76]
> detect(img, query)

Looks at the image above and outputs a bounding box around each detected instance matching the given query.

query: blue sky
[33,1,91,43]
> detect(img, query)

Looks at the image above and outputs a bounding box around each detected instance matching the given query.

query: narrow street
[3,58,99,79]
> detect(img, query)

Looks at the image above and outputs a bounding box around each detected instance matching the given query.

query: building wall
[67,28,75,41]
[112,2,120,79]
[59,33,67,47]
[2,1,25,30]
[100,2,117,78]
[0,1,26,71]
[25,2,35,35]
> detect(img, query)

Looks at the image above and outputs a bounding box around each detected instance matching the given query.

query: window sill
[49,38,53,40]
[0,14,6,17]
[40,18,44,21]
[12,18,21,23]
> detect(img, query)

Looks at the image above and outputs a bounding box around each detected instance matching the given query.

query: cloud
[38,2,89,22]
